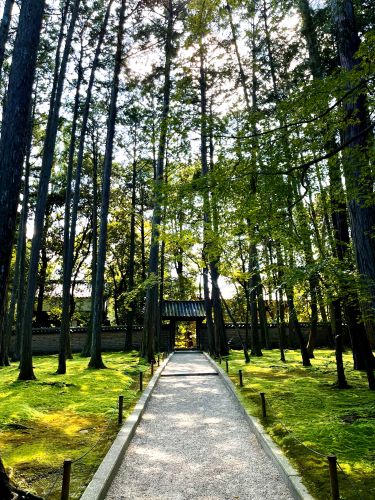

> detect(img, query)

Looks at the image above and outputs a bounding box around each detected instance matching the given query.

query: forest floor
[217,349,375,500]
[0,351,151,499]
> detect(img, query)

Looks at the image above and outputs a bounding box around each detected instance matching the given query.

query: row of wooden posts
[60,354,163,499]
[219,357,341,500]
[60,354,340,500]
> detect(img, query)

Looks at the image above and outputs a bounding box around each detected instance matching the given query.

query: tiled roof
[162,300,206,319]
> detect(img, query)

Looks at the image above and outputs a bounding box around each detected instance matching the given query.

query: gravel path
[105,352,294,500]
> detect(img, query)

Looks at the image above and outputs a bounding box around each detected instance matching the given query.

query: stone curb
[80,353,173,500]
[203,352,314,500]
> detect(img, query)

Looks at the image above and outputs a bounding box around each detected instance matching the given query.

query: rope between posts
[72,403,118,465]
[26,360,151,499]
[258,388,327,458]
[44,468,63,500]
[228,359,364,499]
[228,363,329,458]
[29,402,118,499]
[336,460,364,500]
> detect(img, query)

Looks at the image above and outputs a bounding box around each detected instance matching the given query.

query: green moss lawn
[0,351,151,499]
[218,349,375,500]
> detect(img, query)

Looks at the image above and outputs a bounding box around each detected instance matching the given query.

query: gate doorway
[175,321,197,350]
[161,300,206,351]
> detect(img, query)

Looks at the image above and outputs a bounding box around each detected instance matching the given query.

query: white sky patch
[218,275,236,299]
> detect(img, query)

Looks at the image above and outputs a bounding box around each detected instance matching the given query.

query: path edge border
[80,353,173,500]
[203,352,314,500]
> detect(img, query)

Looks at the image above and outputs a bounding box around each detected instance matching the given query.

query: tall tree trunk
[81,134,99,357]
[225,3,251,109]
[57,41,83,373]
[157,238,166,352]
[59,0,112,372]
[249,243,262,356]
[297,0,323,79]
[35,212,49,327]
[19,0,80,380]
[0,0,15,83]
[230,2,267,351]
[89,0,125,368]
[56,41,83,374]
[298,0,374,375]
[0,251,19,366]
[276,288,286,362]
[199,33,218,355]
[140,191,146,282]
[328,153,374,370]
[258,289,269,349]
[332,0,375,312]
[286,288,312,367]
[261,0,279,98]
[268,241,286,361]
[306,271,319,357]
[331,0,375,389]
[238,237,250,348]
[125,143,137,351]
[13,115,33,362]
[141,0,174,362]
[331,299,349,388]
[208,100,228,356]
[203,268,215,354]
[0,0,45,372]
[210,262,229,356]
[0,114,33,365]
[278,244,311,366]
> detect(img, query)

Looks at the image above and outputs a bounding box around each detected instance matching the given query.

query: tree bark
[331,299,349,388]
[35,214,49,327]
[19,0,80,380]
[298,0,374,375]
[332,0,375,314]
[81,133,99,357]
[141,0,174,362]
[125,142,138,350]
[89,0,126,369]
[0,455,42,500]
[0,0,45,374]
[199,33,218,355]
[286,288,312,367]
[57,42,84,373]
[0,0,15,83]
[249,243,262,356]
[13,114,33,362]
[278,245,311,366]
[330,0,375,387]
[203,267,215,354]
[59,0,113,371]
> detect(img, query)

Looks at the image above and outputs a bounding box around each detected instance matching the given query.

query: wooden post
[226,360,229,373]
[239,370,243,387]
[139,371,143,391]
[61,459,72,500]
[151,360,154,375]
[118,395,123,425]
[157,355,160,366]
[260,392,267,418]
[327,455,339,500]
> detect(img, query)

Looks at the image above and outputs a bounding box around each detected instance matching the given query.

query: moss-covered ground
[217,349,375,500]
[0,351,151,499]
